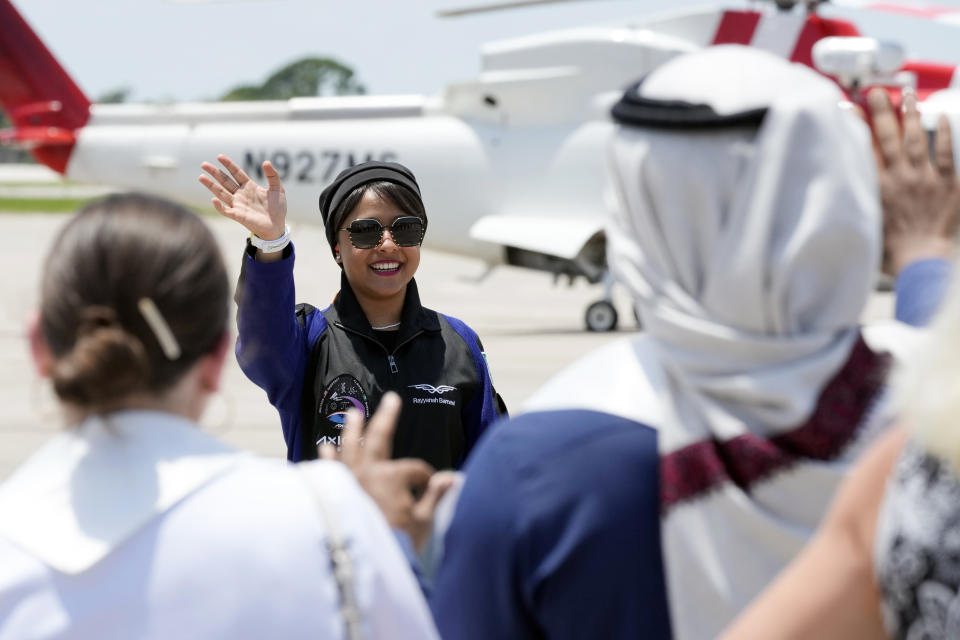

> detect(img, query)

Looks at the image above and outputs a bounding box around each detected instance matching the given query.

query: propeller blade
[436,0,586,18]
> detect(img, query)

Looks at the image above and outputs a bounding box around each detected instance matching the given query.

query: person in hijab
[198,157,504,470]
[426,46,958,639]
[0,194,440,640]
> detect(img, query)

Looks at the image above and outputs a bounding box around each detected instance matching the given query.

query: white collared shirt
[0,411,437,640]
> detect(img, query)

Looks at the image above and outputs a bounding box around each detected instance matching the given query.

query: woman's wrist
[250,225,291,256]
[255,248,286,263]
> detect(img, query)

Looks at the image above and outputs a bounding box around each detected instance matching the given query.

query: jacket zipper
[335,321,424,375]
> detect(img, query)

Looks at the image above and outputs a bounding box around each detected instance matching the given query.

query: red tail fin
[0,0,90,173]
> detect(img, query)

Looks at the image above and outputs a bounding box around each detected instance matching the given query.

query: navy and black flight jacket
[235,242,504,470]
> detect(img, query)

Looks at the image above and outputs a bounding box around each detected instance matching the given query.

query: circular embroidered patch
[319,374,370,431]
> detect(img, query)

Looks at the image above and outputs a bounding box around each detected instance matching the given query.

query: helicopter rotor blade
[436,0,591,18]
[163,0,281,4]
[827,0,960,25]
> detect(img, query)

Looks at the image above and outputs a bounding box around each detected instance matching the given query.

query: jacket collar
[0,411,247,574]
[332,273,441,344]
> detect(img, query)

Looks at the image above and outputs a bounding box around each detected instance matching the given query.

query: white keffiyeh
[608,46,880,453]
[528,45,911,639]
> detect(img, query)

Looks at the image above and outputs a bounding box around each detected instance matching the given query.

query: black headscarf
[318,161,424,259]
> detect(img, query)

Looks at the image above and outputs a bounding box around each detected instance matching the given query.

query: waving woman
[200,155,504,469]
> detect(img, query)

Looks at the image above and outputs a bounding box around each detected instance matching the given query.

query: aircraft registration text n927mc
[2,0,960,330]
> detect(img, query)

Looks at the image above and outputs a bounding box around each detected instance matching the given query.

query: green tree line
[220,57,364,101]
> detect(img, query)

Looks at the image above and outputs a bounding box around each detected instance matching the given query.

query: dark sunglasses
[340,216,425,249]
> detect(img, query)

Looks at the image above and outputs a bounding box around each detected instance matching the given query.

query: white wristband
[250,225,291,253]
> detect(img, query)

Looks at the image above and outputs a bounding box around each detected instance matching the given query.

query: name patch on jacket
[317,374,370,447]
[408,384,458,407]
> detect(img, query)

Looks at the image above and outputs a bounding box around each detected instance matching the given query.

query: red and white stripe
[710,9,860,62]
[705,7,957,94]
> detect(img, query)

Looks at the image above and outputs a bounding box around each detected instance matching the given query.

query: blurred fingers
[318,443,339,461]
[393,459,435,491]
[413,471,458,518]
[364,392,402,462]
[847,101,885,172]
[935,114,957,179]
[901,89,929,168]
[869,88,902,169]
[340,408,365,469]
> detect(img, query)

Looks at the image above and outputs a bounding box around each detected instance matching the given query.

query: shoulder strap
[296,302,318,328]
[296,466,364,640]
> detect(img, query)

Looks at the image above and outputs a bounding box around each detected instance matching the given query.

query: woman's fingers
[364,392,402,462]
[210,198,234,220]
[210,199,263,231]
[198,174,234,206]
[200,161,240,193]
[218,154,251,188]
[263,160,284,192]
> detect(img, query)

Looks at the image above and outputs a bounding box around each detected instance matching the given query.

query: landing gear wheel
[585,300,618,332]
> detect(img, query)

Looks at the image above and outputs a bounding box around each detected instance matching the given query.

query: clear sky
[11,0,960,103]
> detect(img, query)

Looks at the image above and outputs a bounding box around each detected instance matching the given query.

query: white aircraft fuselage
[6,1,960,328]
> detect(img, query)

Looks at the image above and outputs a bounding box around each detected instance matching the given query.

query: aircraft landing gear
[585,300,618,332]
[585,270,619,332]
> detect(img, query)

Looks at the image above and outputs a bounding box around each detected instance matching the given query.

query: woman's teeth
[371,262,400,271]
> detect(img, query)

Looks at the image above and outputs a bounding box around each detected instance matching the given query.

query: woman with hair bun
[0,194,439,640]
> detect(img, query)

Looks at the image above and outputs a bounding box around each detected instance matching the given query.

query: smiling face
[336,189,421,305]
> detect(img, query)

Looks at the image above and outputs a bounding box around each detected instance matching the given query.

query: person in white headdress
[723,90,960,640]
[0,193,440,640]
[426,46,959,639]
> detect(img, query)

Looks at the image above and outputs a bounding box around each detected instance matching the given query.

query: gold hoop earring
[200,388,235,436]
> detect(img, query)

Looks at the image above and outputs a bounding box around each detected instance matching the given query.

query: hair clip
[137,297,182,360]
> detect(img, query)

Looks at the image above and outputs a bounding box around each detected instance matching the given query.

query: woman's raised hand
[199,154,287,241]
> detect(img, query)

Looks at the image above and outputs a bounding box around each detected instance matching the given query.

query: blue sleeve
[391,529,433,600]
[895,258,953,327]
[432,410,671,640]
[441,315,501,468]
[431,423,533,639]
[235,242,327,460]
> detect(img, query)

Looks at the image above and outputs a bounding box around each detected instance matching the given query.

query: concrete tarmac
[0,212,895,481]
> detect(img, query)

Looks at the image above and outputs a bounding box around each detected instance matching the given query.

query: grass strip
[0,197,214,217]
[0,198,95,213]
